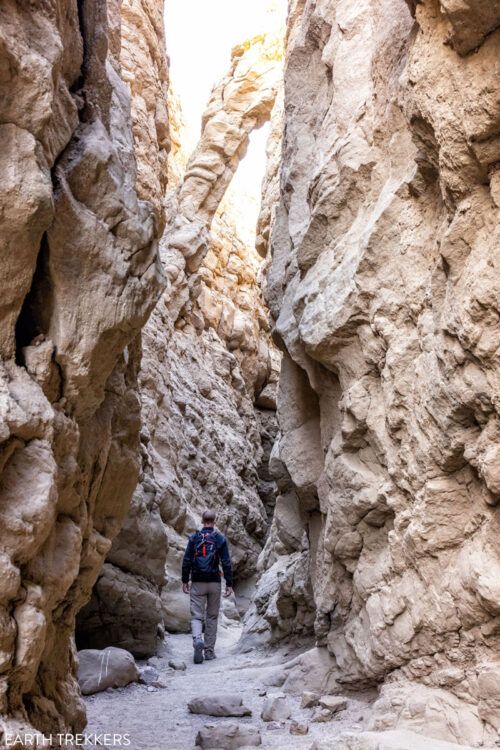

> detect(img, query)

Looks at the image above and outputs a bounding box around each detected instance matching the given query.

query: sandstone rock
[335,730,476,750]
[318,696,348,714]
[0,0,163,735]
[77,648,139,695]
[282,648,338,696]
[169,659,187,671]
[312,708,335,724]
[301,692,320,709]
[368,683,490,747]
[119,0,171,231]
[289,720,309,735]
[261,695,292,721]
[265,721,285,731]
[151,672,170,689]
[139,665,160,685]
[188,695,252,717]
[245,0,500,746]
[147,655,171,669]
[195,722,261,750]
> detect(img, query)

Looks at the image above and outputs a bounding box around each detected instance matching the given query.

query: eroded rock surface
[78,34,283,653]
[0,0,165,737]
[247,0,500,747]
[78,648,139,695]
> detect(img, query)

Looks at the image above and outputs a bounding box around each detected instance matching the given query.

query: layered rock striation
[248,0,500,746]
[0,0,166,738]
[77,34,283,654]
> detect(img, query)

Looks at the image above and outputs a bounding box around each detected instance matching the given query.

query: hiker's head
[202,509,216,527]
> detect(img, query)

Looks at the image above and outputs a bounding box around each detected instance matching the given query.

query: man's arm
[182,537,194,592]
[218,535,233,595]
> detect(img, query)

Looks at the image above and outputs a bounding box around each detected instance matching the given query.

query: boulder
[188,695,252,717]
[77,648,138,695]
[195,722,261,749]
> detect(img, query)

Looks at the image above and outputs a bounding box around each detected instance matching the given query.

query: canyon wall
[249,0,500,747]
[0,0,167,740]
[77,35,283,655]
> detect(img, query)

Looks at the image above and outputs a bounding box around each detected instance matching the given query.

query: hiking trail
[85,621,371,750]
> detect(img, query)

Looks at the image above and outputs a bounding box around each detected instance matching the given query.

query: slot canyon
[0,1,499,749]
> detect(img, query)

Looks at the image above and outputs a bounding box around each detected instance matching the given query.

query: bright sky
[164,0,285,246]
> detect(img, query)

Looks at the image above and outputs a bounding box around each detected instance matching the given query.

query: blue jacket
[182,527,233,587]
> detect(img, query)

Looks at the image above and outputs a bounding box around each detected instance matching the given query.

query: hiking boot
[204,650,216,661]
[193,638,204,664]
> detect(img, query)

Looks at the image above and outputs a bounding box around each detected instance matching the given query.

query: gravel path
[84,621,372,750]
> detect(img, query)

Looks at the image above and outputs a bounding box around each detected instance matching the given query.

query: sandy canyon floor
[85,622,373,750]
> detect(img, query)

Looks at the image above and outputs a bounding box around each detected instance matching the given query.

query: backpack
[192,529,219,575]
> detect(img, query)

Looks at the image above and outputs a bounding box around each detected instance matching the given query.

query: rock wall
[120,0,170,231]
[249,0,500,746]
[77,35,283,655]
[0,0,166,739]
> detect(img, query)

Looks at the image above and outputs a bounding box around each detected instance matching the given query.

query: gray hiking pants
[190,581,221,653]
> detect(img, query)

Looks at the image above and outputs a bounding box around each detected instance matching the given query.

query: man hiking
[182,509,233,663]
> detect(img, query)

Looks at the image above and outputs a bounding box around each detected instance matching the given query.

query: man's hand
[224,586,233,598]
[182,582,190,594]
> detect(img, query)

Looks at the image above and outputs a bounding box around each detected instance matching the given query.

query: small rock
[195,722,261,749]
[139,666,160,685]
[147,686,157,693]
[169,658,187,671]
[264,671,286,687]
[152,673,170,689]
[147,655,169,669]
[265,721,284,731]
[300,691,319,709]
[257,687,267,697]
[261,695,291,722]
[318,695,348,714]
[189,695,252,717]
[312,707,334,723]
[290,720,309,735]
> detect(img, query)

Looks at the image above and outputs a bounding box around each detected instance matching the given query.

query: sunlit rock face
[78,35,283,654]
[248,0,500,746]
[120,0,170,232]
[0,0,164,736]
